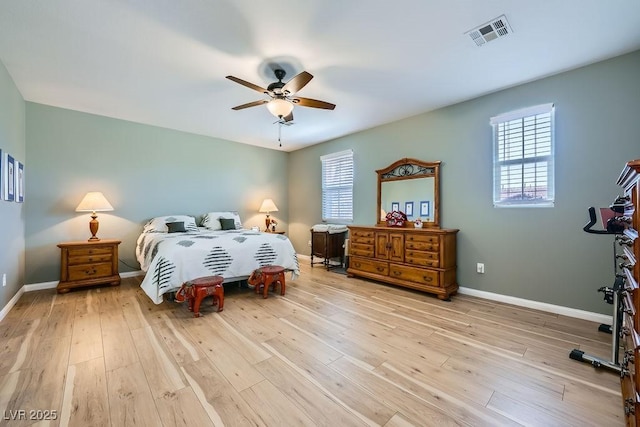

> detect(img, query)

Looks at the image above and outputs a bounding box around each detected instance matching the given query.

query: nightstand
[57,239,121,293]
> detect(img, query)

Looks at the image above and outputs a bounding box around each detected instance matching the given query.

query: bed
[135,213,299,304]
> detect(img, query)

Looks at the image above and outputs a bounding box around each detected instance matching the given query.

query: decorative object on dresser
[259,198,279,231]
[75,191,114,241]
[57,239,121,293]
[614,159,640,424]
[310,224,348,270]
[347,159,458,300]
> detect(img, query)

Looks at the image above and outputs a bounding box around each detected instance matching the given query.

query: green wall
[25,104,289,284]
[289,50,640,314]
[0,60,26,312]
[6,50,640,315]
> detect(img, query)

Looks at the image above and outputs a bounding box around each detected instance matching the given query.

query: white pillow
[143,215,198,233]
[201,211,243,230]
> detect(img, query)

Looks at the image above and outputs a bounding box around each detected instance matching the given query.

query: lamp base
[88,213,101,242]
[264,215,271,232]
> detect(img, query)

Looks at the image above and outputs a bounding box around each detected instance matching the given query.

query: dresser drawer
[67,262,115,281]
[621,375,639,423]
[389,264,439,287]
[351,230,375,239]
[405,240,439,251]
[349,256,388,276]
[405,250,439,267]
[351,236,375,245]
[405,234,439,244]
[350,245,374,257]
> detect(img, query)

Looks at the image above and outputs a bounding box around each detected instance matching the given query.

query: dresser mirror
[377,159,441,228]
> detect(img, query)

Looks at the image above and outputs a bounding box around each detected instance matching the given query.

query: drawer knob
[423,276,432,282]
[85,269,97,275]
[377,267,385,272]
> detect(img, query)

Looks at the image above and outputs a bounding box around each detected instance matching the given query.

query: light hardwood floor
[0,259,624,426]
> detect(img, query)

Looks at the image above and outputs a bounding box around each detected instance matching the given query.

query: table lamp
[76,191,114,241]
[259,198,279,231]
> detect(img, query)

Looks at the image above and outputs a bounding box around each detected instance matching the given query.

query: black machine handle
[584,207,611,234]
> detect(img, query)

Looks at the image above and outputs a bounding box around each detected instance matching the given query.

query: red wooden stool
[175,275,224,317]
[248,265,286,299]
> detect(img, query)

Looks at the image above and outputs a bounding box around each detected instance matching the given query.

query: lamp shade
[266,98,294,118]
[75,192,114,212]
[259,198,279,213]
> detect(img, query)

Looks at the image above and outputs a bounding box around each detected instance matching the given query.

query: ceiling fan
[226,68,335,122]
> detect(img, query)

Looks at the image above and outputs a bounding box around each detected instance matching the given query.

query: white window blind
[321,149,354,222]
[491,103,555,207]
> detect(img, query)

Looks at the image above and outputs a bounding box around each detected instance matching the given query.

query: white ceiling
[1,1,639,152]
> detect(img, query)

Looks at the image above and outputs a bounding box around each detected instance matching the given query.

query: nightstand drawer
[67,246,113,258]
[68,252,113,265]
[68,262,114,281]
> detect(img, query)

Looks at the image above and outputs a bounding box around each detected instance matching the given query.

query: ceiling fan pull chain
[278,122,282,147]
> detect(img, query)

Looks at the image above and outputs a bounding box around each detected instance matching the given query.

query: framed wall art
[3,152,15,202]
[405,201,414,217]
[15,161,24,203]
[420,201,430,217]
[391,202,399,212]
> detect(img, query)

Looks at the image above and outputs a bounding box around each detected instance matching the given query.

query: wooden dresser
[347,226,458,300]
[57,239,121,293]
[617,159,640,425]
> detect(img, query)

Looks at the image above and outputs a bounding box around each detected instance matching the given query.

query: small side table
[57,239,121,293]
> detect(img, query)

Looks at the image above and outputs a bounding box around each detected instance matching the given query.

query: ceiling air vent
[465,15,512,47]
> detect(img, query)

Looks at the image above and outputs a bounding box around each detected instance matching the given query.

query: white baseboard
[0,287,25,322]
[458,286,612,324]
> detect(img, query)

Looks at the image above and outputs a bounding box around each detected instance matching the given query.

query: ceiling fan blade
[226,75,269,94]
[283,112,294,122]
[282,71,313,95]
[293,96,336,110]
[231,99,268,110]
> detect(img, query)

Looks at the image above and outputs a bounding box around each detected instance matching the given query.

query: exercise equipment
[569,204,629,373]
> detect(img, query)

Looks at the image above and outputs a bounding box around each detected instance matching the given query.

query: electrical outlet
[308,240,312,247]
[2,273,6,287]
[476,263,485,274]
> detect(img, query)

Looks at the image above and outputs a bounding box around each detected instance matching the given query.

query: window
[321,149,354,222]
[491,103,555,207]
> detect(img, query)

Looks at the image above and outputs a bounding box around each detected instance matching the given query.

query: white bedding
[136,228,299,304]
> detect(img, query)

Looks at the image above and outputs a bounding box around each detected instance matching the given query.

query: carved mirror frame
[376,159,441,228]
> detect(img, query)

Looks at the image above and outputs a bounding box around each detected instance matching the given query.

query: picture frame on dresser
[391,202,399,212]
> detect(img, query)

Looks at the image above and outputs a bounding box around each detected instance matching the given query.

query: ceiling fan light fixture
[267,98,294,118]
